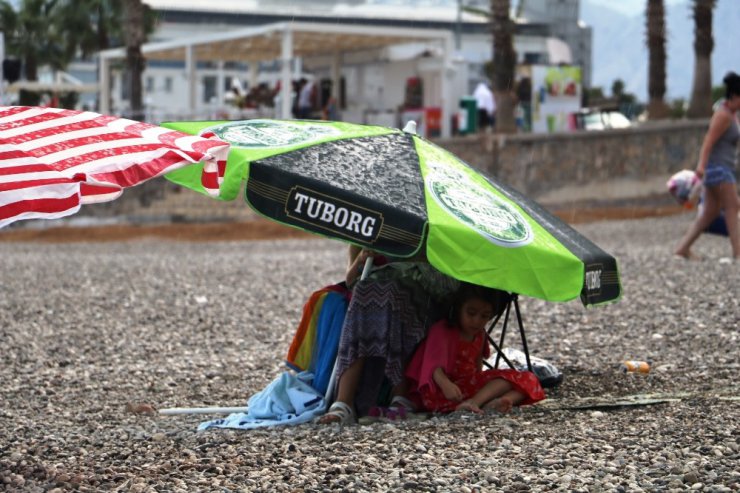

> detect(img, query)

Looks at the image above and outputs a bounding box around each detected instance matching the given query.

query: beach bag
[489,347,564,388]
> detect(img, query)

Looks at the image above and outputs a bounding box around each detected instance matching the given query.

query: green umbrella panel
[163,119,621,306]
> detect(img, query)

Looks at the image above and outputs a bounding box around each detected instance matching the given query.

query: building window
[523,52,544,64]
[146,76,154,92]
[203,75,217,103]
[121,72,130,100]
[164,77,173,93]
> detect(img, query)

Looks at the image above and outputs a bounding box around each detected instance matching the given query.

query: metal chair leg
[493,299,512,369]
[512,295,533,372]
[486,293,533,372]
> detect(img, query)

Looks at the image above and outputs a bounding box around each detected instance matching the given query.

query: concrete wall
[439,119,709,205]
[79,119,711,223]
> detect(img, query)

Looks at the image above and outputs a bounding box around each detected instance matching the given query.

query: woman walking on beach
[675,71,740,260]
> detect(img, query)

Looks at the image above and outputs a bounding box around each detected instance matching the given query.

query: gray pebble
[1,215,738,490]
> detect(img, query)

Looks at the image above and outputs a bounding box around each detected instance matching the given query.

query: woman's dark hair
[723,71,740,98]
[450,282,510,322]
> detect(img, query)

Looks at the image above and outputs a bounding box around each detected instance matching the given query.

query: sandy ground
[0,200,685,244]
[1,210,738,492]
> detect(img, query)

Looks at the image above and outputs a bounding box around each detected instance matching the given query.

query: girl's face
[458,298,494,340]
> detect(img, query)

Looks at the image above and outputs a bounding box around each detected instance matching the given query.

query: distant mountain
[367,0,737,102]
[582,0,739,101]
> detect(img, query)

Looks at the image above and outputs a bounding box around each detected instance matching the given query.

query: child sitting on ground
[405,283,545,414]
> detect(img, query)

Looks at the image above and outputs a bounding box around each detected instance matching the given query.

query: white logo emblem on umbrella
[427,161,533,248]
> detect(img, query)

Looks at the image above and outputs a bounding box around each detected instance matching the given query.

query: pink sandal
[368,405,408,421]
[367,396,416,421]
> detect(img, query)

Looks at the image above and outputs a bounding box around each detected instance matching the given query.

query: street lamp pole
[455,0,462,51]
[0,33,4,105]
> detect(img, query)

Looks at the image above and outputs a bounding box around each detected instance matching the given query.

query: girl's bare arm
[433,367,463,401]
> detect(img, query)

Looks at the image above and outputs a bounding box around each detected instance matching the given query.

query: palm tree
[122,0,147,120]
[490,0,516,133]
[0,0,69,81]
[53,0,155,118]
[686,0,716,118]
[646,0,670,119]
[54,0,122,61]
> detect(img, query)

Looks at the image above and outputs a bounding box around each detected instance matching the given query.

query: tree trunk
[24,54,38,82]
[97,1,110,51]
[490,0,517,133]
[122,0,146,121]
[687,0,715,118]
[646,0,670,119]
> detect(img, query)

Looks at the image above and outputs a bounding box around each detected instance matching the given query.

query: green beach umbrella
[163,119,620,307]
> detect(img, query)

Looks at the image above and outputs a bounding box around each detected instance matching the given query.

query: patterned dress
[334,279,426,390]
[409,325,545,413]
[333,264,457,415]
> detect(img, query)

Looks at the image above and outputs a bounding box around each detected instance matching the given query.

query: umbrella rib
[249,179,289,203]
[378,225,422,246]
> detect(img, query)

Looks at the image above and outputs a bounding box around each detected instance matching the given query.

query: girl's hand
[441,381,463,401]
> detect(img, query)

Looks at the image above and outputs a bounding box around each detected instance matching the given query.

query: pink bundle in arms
[667,169,702,209]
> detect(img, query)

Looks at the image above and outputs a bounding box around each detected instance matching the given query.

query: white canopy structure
[99,21,456,137]
[6,81,99,94]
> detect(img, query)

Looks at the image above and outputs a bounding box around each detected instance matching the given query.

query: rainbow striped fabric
[285,285,349,394]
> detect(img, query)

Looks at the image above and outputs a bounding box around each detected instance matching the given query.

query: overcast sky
[586,0,686,17]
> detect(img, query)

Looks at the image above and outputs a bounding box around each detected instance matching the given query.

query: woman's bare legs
[718,182,740,258]
[675,186,722,258]
[389,379,417,407]
[317,357,365,424]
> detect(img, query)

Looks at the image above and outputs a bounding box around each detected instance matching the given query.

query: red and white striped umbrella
[0,106,230,228]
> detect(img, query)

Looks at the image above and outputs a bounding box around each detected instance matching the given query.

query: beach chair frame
[484,293,533,372]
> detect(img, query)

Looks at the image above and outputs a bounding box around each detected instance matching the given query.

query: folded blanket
[199,371,326,430]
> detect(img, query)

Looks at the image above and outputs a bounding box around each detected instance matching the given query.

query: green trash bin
[459,97,478,135]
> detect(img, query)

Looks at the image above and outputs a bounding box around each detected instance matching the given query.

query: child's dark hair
[450,282,510,321]
[724,71,740,99]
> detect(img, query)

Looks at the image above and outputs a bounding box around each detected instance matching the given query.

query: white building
[94,0,590,136]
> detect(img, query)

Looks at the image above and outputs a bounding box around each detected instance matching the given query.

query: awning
[7,81,99,93]
[111,23,450,63]
[99,21,455,136]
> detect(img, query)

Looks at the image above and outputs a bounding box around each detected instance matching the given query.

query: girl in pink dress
[406,283,545,414]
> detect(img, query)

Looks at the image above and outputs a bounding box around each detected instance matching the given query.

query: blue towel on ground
[199,371,326,430]
[309,291,347,395]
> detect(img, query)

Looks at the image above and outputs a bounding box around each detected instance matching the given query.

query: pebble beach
[1,213,738,492]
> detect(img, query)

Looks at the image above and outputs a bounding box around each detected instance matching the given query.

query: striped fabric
[0,106,230,228]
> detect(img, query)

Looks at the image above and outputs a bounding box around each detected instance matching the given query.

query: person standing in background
[473,81,496,131]
[516,76,532,132]
[297,78,317,119]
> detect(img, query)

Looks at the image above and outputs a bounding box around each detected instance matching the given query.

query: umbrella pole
[161,259,377,415]
[324,255,375,404]
[360,256,374,280]
[158,406,249,415]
